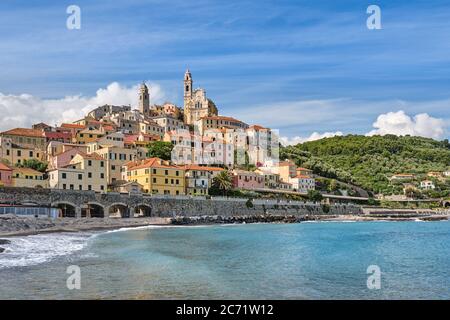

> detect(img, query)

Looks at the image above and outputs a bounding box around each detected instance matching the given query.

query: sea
[0,221,449,299]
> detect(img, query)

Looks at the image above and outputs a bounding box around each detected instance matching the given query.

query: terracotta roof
[1,128,44,138]
[12,167,43,175]
[128,158,182,171]
[248,124,268,130]
[76,151,104,161]
[295,175,313,179]
[0,163,12,171]
[200,115,245,123]
[60,123,86,129]
[183,165,225,172]
[297,167,312,171]
[44,132,72,139]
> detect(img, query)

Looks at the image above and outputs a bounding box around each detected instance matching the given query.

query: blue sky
[0,0,449,141]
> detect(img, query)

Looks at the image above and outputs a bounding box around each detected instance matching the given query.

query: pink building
[0,163,12,186]
[48,148,81,170]
[232,169,265,190]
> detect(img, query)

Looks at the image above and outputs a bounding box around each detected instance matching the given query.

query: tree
[307,190,323,202]
[147,141,174,161]
[212,170,233,196]
[16,159,47,173]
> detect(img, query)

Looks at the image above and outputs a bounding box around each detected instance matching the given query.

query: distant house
[296,167,313,177]
[442,170,450,177]
[389,174,415,182]
[427,171,442,178]
[420,180,435,190]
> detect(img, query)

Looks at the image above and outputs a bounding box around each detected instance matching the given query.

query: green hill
[280,134,450,196]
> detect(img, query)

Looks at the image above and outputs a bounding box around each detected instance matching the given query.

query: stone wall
[0,187,363,218]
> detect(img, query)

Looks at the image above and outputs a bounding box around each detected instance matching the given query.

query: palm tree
[212,170,233,196]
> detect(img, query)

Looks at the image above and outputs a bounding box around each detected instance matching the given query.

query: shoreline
[0,213,448,239]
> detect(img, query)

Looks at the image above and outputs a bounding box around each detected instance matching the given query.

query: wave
[0,232,93,269]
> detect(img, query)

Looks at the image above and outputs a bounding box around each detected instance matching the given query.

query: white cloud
[280,131,343,146]
[367,110,446,139]
[0,82,165,131]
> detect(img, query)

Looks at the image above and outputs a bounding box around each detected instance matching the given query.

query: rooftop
[1,128,44,138]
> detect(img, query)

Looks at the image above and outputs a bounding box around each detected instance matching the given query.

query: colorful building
[48,153,107,192]
[124,158,185,195]
[231,169,265,190]
[183,165,224,195]
[12,167,46,188]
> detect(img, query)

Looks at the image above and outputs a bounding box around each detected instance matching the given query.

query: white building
[289,175,315,193]
[420,180,435,190]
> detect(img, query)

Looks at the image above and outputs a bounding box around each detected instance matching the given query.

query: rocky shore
[0,211,448,241]
[170,213,450,225]
[0,214,170,238]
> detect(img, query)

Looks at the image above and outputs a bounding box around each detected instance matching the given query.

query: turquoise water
[0,221,449,299]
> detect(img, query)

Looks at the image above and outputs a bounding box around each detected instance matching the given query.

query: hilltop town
[0,70,315,200]
[0,70,449,212]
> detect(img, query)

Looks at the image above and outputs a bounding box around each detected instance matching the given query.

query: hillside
[280,135,450,196]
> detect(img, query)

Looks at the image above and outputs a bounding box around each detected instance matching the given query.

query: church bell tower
[139,82,150,116]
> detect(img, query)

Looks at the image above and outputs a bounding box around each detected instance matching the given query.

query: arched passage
[52,202,77,218]
[109,203,130,218]
[84,202,105,218]
[134,204,152,217]
[443,201,450,208]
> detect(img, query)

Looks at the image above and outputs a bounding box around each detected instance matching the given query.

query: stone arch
[108,202,130,218]
[443,201,450,208]
[52,201,78,218]
[133,203,152,217]
[85,202,105,218]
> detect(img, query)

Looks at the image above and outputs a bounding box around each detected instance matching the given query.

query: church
[182,69,218,125]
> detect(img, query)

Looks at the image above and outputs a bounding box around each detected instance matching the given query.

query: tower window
[186,85,189,92]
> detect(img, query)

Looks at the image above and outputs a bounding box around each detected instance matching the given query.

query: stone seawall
[0,187,363,218]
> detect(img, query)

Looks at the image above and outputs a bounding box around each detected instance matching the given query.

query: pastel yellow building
[124,158,185,195]
[48,152,107,192]
[75,128,105,144]
[12,167,47,188]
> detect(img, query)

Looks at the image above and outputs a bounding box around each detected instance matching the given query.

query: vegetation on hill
[281,134,450,196]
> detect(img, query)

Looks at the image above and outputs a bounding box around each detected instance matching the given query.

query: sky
[0,0,449,144]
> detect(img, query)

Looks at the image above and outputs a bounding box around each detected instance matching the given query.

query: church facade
[183,70,218,126]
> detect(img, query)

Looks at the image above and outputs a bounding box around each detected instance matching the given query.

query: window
[111,165,116,171]
[63,184,66,189]
[62,173,67,179]
[165,170,168,175]
[88,185,92,191]
[78,174,82,180]
[17,150,21,156]
[70,184,74,190]
[100,161,104,167]
[79,185,82,190]
[88,160,92,166]
[165,178,168,184]
[100,173,105,179]
[88,172,92,178]
[153,169,157,174]
[29,151,33,157]
[153,178,156,183]
[100,185,104,190]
